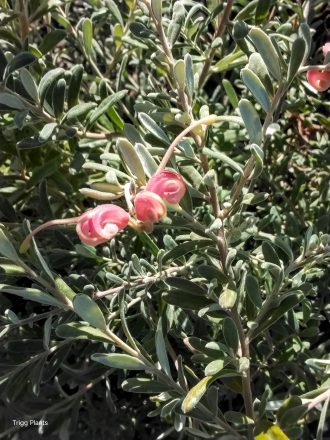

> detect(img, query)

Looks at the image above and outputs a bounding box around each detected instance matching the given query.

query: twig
[198,0,234,88]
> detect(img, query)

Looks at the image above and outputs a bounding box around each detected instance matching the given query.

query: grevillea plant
[0,1,329,439]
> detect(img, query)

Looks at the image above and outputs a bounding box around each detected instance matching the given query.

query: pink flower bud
[76,204,129,246]
[322,42,330,57]
[146,170,186,205]
[306,69,330,92]
[134,191,167,223]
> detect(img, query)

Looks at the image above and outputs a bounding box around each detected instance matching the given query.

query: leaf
[174,59,185,90]
[181,376,213,413]
[162,290,212,310]
[56,322,111,343]
[116,138,146,184]
[138,112,170,145]
[262,241,281,267]
[255,0,272,24]
[0,229,21,263]
[287,38,306,83]
[249,27,281,80]
[245,275,262,308]
[54,277,76,301]
[4,52,36,79]
[88,90,127,126]
[222,79,239,108]
[0,93,26,110]
[106,0,124,27]
[129,22,153,39]
[38,122,57,142]
[65,102,97,121]
[316,396,329,440]
[155,318,171,376]
[151,0,162,21]
[20,68,38,102]
[52,78,66,119]
[219,288,237,309]
[203,147,243,174]
[39,30,67,54]
[205,359,225,376]
[248,52,274,95]
[168,2,186,45]
[82,18,93,57]
[67,64,84,108]
[223,317,239,352]
[255,424,290,440]
[73,294,107,330]
[122,377,169,393]
[162,239,213,264]
[0,285,63,307]
[91,353,145,370]
[0,48,7,80]
[241,68,271,111]
[298,23,311,63]
[38,67,65,105]
[238,98,262,145]
[277,396,307,428]
[135,143,158,177]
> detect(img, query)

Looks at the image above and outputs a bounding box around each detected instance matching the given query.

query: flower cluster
[306,43,330,92]
[134,170,186,224]
[23,169,186,248]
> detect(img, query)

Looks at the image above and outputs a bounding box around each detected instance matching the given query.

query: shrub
[0,1,329,439]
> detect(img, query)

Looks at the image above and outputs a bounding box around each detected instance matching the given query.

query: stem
[20,216,81,251]
[198,0,234,89]
[230,308,254,439]
[307,388,330,410]
[95,265,188,299]
[156,116,219,172]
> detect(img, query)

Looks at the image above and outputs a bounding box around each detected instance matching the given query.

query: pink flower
[322,42,330,57]
[306,69,330,92]
[76,204,130,246]
[146,170,186,205]
[134,191,167,223]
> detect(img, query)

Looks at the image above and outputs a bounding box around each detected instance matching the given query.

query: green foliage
[0,0,329,439]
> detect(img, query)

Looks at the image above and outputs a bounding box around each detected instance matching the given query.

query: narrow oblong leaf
[238,98,262,145]
[38,67,65,105]
[91,353,145,370]
[88,90,127,126]
[122,377,169,393]
[287,38,306,83]
[248,52,274,96]
[151,0,162,21]
[67,64,84,108]
[73,294,107,330]
[241,68,271,111]
[135,143,158,177]
[56,322,112,343]
[0,285,63,307]
[82,18,93,57]
[116,138,146,184]
[223,317,239,353]
[138,112,170,145]
[155,318,171,376]
[65,102,97,121]
[174,59,186,90]
[20,68,38,102]
[222,79,239,108]
[249,27,281,80]
[4,52,36,79]
[52,78,66,119]
[255,0,272,24]
[0,229,21,262]
[185,54,194,99]
[0,93,25,110]
[182,376,213,413]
